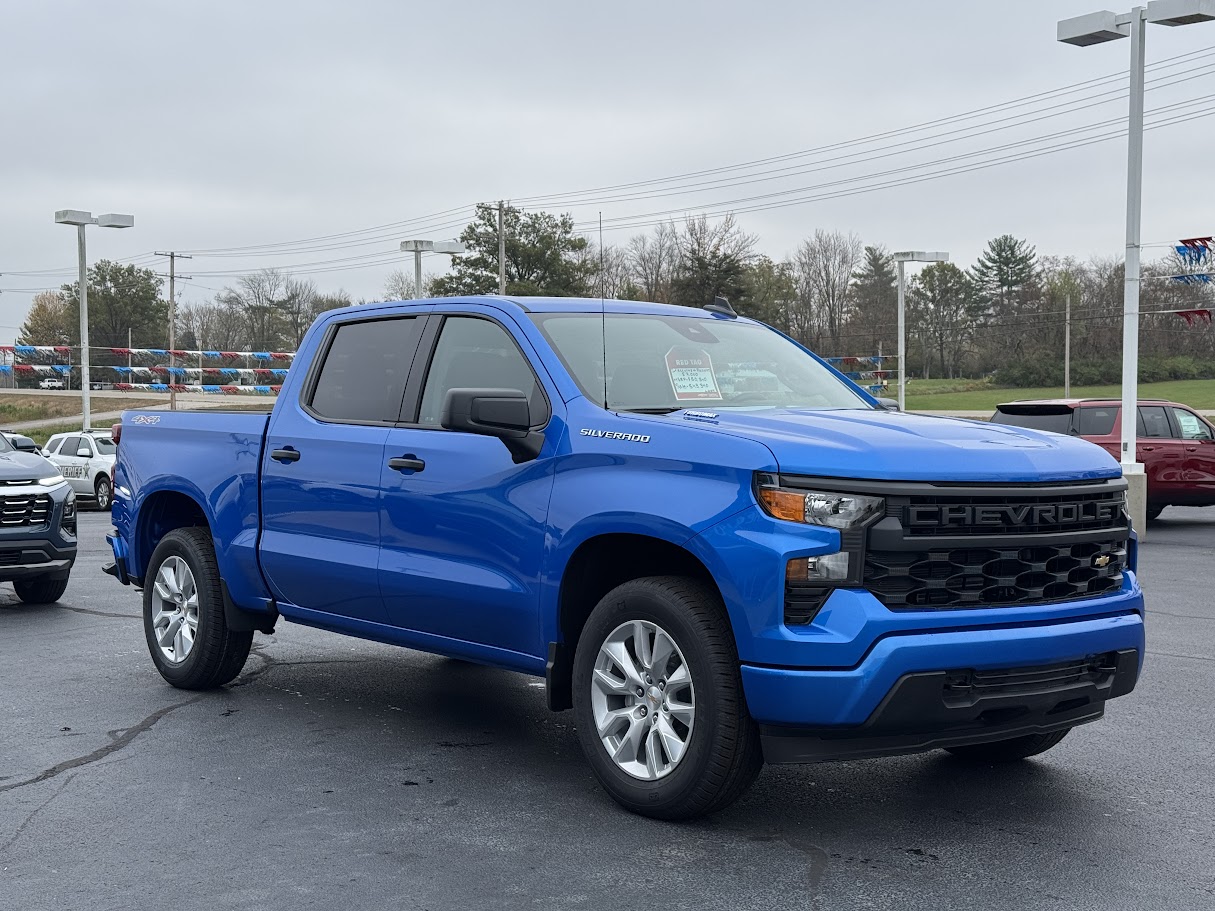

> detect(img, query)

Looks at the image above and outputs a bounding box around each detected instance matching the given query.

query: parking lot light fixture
[54,209,134,428]
[1058,2,1215,535]
[892,251,948,412]
[400,239,466,300]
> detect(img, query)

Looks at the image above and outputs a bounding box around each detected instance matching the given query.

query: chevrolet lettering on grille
[907,501,1122,529]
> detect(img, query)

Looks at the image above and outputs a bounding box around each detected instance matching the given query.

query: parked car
[0,433,76,602]
[38,377,65,390]
[43,429,116,510]
[2,432,42,455]
[991,399,1215,519]
[106,297,1143,819]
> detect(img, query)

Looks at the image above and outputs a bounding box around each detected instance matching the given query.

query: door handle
[388,456,426,473]
[270,447,301,463]
[1141,446,1155,452]
[1186,446,1199,452]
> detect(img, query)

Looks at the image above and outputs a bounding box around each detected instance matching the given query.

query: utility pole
[156,252,192,411]
[127,328,131,372]
[497,200,506,295]
[1064,294,1072,398]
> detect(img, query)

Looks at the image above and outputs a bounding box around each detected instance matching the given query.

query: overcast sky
[3,0,1214,344]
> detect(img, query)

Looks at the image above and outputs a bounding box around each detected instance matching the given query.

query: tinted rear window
[1077,406,1118,436]
[309,317,423,423]
[991,409,1073,434]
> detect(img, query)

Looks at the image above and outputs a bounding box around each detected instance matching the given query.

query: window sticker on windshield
[664,347,723,401]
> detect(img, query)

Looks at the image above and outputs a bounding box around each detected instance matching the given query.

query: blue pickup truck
[105,297,1143,819]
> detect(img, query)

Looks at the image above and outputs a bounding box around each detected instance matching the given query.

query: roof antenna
[704,295,737,318]
[599,211,608,409]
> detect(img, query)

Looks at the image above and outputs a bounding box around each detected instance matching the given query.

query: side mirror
[875,397,901,412]
[13,440,36,453]
[442,388,544,462]
[77,446,92,458]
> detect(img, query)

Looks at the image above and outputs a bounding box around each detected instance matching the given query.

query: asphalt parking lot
[2,511,1212,911]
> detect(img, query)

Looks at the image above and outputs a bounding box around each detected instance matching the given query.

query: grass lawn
[0,394,164,424]
[906,378,1215,412]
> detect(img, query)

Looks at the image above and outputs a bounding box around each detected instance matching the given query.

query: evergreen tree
[848,245,898,355]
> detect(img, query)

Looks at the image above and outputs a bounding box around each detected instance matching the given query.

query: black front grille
[0,494,52,528]
[895,484,1127,537]
[866,540,1125,609]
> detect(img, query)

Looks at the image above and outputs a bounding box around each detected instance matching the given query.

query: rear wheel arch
[134,490,211,583]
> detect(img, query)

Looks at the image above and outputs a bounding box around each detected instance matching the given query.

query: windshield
[530,313,870,412]
[93,436,116,455]
[0,435,12,453]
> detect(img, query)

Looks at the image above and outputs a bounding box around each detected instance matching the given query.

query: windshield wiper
[615,407,682,415]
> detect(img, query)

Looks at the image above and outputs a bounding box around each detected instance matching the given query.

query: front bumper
[743,606,1144,762]
[0,483,77,582]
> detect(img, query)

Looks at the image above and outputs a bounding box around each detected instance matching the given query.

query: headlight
[38,473,65,487]
[63,491,77,520]
[757,481,884,529]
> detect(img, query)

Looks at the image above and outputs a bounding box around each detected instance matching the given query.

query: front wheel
[13,574,70,604]
[572,576,762,820]
[944,728,1070,762]
[94,475,112,511]
[143,527,252,689]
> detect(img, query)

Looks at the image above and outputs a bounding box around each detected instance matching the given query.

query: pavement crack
[1147,649,1215,663]
[0,696,201,795]
[57,605,138,620]
[0,771,76,854]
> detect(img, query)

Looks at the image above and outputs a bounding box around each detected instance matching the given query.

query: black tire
[572,576,763,820]
[1146,504,1164,521]
[944,728,1070,762]
[143,527,252,690]
[94,474,112,512]
[13,574,70,604]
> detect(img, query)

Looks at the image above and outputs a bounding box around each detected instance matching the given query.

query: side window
[1172,407,1213,441]
[1138,406,1172,439]
[1077,406,1118,436]
[78,438,95,457]
[44,438,62,455]
[417,316,549,427]
[59,436,81,456]
[308,317,423,423]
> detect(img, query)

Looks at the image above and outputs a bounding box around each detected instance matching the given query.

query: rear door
[259,311,429,623]
[377,308,557,662]
[1170,406,1215,502]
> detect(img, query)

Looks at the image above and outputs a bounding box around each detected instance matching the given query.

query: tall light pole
[1058,1,1215,533]
[893,251,948,411]
[399,240,466,298]
[54,209,134,429]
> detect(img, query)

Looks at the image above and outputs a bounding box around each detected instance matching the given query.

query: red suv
[991,398,1215,520]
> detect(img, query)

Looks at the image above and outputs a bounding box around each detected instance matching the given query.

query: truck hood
[683,408,1120,483]
[0,449,57,481]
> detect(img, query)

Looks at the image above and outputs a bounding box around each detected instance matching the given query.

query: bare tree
[178,300,249,351]
[669,214,758,308]
[278,277,318,349]
[216,269,287,349]
[790,230,862,354]
[627,221,679,302]
[382,268,438,301]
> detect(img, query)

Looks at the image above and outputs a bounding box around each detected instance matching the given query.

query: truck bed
[113,409,273,613]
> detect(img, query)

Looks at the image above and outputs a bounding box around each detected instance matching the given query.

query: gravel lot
[2,510,1212,911]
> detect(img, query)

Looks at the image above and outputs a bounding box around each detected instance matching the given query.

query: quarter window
[44,438,63,455]
[1077,406,1118,436]
[309,317,423,423]
[417,317,549,427]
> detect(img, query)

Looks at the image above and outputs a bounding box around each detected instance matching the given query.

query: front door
[260,312,428,623]
[1171,406,1215,503]
[378,311,557,664]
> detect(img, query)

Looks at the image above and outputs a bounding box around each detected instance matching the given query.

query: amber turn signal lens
[759,487,805,522]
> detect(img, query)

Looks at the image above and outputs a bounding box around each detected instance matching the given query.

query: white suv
[44,429,116,510]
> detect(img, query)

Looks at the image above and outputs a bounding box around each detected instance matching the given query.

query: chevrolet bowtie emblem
[1093,553,1112,568]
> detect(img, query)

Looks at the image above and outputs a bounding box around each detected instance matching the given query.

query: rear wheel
[572,576,762,820]
[945,728,1070,762]
[143,527,252,689]
[13,574,70,604]
[94,475,112,511]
